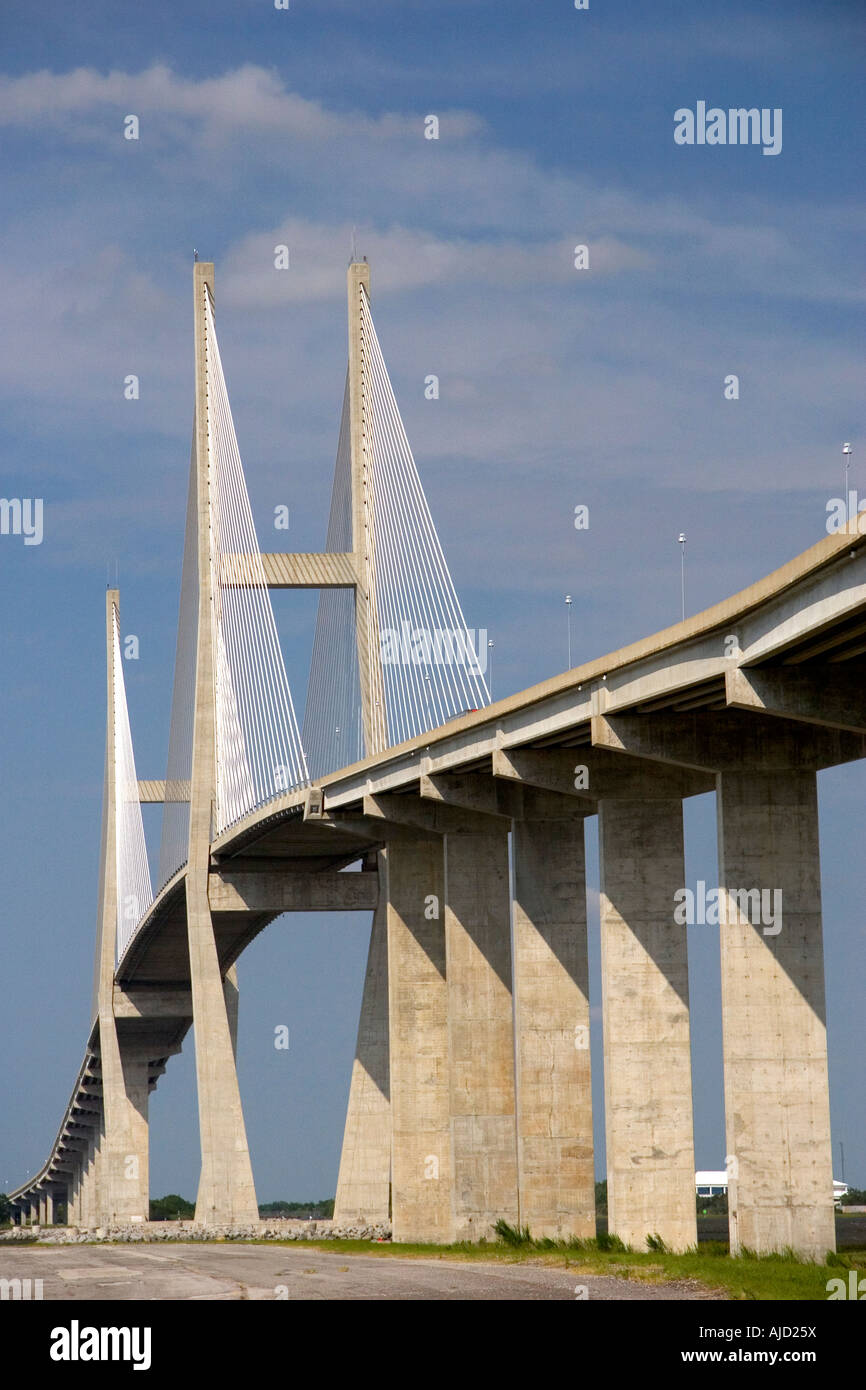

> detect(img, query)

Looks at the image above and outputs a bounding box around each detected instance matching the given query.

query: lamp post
[678,534,686,622]
[843,443,853,517]
[565,595,573,668]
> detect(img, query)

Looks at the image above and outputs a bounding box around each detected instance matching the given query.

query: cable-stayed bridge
[8,261,866,1259]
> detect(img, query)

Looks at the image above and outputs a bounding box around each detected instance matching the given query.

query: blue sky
[1,0,863,1204]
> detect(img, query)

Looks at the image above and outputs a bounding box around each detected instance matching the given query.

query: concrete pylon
[512,809,595,1239]
[347,260,387,758]
[599,796,697,1252]
[91,589,150,1225]
[333,858,391,1226]
[66,1166,79,1225]
[186,262,258,1225]
[445,827,519,1240]
[79,1130,100,1227]
[717,769,835,1259]
[386,837,452,1243]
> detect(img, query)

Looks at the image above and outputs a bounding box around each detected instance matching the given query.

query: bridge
[9,261,864,1262]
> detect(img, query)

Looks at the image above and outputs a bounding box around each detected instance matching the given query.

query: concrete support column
[39,1192,48,1224]
[80,1133,98,1227]
[387,838,451,1243]
[717,769,835,1259]
[187,894,259,1224]
[333,875,391,1226]
[93,1116,106,1226]
[18,1202,29,1226]
[445,828,519,1240]
[98,1040,150,1226]
[224,965,240,1061]
[44,1192,54,1225]
[599,797,697,1252]
[77,1145,90,1227]
[512,814,595,1239]
[67,1164,80,1225]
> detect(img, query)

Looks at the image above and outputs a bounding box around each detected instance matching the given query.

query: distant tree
[149,1194,195,1221]
[841,1187,866,1206]
[0,1193,11,1225]
[594,1181,607,1215]
[258,1198,335,1219]
[696,1193,728,1215]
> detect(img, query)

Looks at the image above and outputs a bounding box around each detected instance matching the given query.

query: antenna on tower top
[351,225,358,263]
[193,248,199,263]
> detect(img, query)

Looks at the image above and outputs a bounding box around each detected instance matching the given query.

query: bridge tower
[346,259,388,757]
[185,261,260,1224]
[261,260,393,1226]
[91,589,151,1225]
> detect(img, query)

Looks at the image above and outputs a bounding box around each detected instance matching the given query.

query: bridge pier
[187,901,259,1225]
[445,826,519,1241]
[717,768,835,1260]
[599,795,698,1253]
[333,884,392,1228]
[512,807,595,1239]
[66,1166,78,1225]
[98,1027,150,1225]
[78,1130,97,1227]
[386,838,451,1243]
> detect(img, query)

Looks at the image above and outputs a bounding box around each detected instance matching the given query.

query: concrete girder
[592,711,866,772]
[492,745,711,800]
[112,987,193,1020]
[726,664,866,735]
[207,868,379,913]
[362,793,507,837]
[318,812,428,844]
[238,551,357,589]
[419,767,588,821]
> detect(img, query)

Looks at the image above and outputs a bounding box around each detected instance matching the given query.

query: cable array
[361,289,490,745]
[157,445,198,890]
[111,606,153,960]
[303,288,490,771]
[302,374,362,779]
[205,291,309,831]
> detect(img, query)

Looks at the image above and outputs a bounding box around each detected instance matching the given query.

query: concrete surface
[0,1244,725,1301]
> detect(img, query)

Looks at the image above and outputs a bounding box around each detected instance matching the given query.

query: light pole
[843,442,853,515]
[565,595,573,668]
[678,534,686,622]
[487,639,494,699]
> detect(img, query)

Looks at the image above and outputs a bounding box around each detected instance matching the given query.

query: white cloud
[220,220,650,306]
[0,62,483,142]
